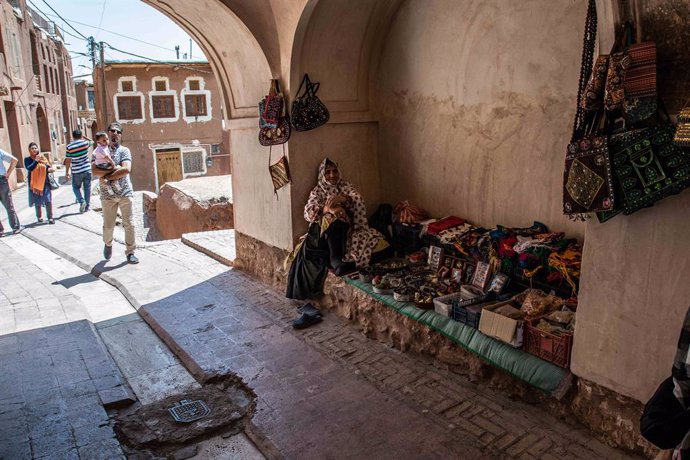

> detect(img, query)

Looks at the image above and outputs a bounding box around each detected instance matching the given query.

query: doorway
[35,104,51,154]
[3,101,24,182]
[155,147,183,190]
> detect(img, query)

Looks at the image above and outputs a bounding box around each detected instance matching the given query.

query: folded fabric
[427,216,465,235]
[437,223,474,244]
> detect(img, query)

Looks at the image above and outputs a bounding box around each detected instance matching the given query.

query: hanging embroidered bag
[606,121,690,215]
[563,0,615,219]
[291,74,329,132]
[258,79,291,146]
[268,144,291,195]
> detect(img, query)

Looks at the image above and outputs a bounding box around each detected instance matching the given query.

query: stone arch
[35,104,51,153]
[141,0,273,120]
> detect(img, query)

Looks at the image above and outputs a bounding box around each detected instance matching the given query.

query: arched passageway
[139,0,690,423]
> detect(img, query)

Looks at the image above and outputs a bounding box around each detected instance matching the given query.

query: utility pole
[189,39,192,60]
[99,41,108,125]
[175,45,180,60]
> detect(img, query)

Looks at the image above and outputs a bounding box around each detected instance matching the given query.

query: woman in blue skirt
[24,142,55,224]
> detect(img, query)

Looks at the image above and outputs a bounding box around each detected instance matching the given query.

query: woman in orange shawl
[24,142,55,224]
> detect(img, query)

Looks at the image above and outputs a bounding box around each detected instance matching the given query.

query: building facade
[0,0,76,187]
[93,60,230,192]
[74,80,96,137]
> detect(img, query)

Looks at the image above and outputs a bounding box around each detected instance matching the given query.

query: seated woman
[304,158,388,275]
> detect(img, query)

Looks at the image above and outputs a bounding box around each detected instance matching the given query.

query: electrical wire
[102,42,212,74]
[35,0,89,41]
[95,0,107,42]
[39,12,177,52]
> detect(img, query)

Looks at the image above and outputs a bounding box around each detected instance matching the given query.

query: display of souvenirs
[427,246,444,270]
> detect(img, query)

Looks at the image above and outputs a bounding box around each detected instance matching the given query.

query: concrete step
[181,229,235,267]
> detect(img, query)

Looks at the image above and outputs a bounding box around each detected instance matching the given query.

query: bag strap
[571,0,598,143]
[308,81,320,97]
[295,74,310,100]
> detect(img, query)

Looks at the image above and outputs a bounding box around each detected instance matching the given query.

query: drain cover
[168,399,211,423]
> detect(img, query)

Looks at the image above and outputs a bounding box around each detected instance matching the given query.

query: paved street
[0,179,639,459]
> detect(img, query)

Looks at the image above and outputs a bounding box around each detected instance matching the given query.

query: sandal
[292,312,322,329]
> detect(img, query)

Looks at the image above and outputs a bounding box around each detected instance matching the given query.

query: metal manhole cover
[168,399,211,423]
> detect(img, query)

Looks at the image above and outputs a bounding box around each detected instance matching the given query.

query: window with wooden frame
[121,80,134,92]
[151,95,175,119]
[154,80,167,91]
[188,79,201,91]
[184,94,207,117]
[182,148,205,175]
[117,96,143,120]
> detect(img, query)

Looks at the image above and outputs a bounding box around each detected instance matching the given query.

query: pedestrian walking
[0,147,22,235]
[65,129,93,213]
[24,142,54,224]
[92,122,138,264]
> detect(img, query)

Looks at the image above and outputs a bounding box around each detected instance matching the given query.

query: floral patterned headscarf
[318,157,342,195]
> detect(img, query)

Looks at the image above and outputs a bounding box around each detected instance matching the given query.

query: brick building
[0,0,77,187]
[93,60,230,192]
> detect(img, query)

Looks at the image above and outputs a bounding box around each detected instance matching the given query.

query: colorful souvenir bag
[259,79,291,146]
[563,0,615,219]
[268,144,291,195]
[291,74,329,132]
[258,79,283,128]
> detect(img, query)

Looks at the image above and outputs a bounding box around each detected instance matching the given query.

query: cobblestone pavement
[142,241,635,460]
[0,241,128,460]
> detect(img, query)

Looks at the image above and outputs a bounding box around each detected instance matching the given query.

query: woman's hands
[324,194,347,214]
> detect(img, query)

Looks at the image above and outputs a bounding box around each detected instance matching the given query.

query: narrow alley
[0,175,637,459]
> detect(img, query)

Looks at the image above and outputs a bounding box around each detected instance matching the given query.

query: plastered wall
[231,125,293,250]
[376,0,585,239]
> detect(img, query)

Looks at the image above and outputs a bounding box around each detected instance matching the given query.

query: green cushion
[344,277,568,394]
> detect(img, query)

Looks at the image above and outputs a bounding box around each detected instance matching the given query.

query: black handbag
[291,74,329,132]
[640,376,690,449]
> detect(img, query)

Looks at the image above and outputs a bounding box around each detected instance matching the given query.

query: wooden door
[156,149,183,189]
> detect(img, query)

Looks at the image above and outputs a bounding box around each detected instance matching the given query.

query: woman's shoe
[37,218,43,223]
[48,219,55,224]
[292,313,322,330]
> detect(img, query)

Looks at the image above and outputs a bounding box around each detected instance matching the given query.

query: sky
[30,0,206,81]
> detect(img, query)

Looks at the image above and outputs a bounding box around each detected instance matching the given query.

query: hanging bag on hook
[562,0,615,220]
[291,74,329,132]
[268,144,291,196]
[259,79,291,146]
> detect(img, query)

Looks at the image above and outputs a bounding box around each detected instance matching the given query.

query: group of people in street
[0,121,139,264]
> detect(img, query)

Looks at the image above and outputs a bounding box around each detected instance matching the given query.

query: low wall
[155,176,234,240]
[234,232,657,458]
